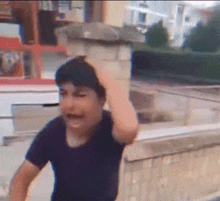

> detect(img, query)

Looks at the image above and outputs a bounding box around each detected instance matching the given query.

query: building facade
[124,1,212,47]
[0,1,144,143]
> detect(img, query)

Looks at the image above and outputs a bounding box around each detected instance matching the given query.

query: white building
[124,1,213,47]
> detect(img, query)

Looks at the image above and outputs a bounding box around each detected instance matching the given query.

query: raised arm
[86,57,139,145]
[8,160,41,201]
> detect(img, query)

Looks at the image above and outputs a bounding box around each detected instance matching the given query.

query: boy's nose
[65,97,77,109]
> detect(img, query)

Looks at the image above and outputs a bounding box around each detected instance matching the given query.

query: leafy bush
[145,20,169,48]
[183,9,220,52]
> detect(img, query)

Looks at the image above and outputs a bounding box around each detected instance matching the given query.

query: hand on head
[84,56,115,89]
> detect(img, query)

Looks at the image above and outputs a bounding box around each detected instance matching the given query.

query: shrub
[145,20,169,48]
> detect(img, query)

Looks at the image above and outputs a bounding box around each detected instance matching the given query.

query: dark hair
[55,56,106,98]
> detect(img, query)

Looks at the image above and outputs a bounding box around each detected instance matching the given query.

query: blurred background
[1,1,220,200]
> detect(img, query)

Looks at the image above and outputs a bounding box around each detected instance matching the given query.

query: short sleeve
[25,123,52,170]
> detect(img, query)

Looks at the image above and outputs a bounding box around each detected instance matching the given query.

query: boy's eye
[59,90,68,97]
[75,93,87,97]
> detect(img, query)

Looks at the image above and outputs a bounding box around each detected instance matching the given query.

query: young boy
[8,56,139,201]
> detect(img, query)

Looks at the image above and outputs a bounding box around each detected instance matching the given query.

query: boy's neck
[66,121,100,140]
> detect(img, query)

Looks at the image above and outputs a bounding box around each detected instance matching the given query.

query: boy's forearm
[8,177,29,201]
[105,81,139,134]
[84,57,139,138]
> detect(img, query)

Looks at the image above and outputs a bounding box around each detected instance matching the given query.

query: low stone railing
[117,125,220,201]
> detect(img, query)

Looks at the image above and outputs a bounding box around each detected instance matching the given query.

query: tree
[145,20,169,48]
[183,7,220,52]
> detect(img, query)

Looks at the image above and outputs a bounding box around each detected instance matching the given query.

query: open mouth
[66,113,83,119]
[66,113,84,128]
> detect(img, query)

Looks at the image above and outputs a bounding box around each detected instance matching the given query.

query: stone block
[131,170,143,184]
[101,61,121,79]
[151,157,163,168]
[143,168,152,182]
[143,159,152,169]
[129,160,143,172]
[120,61,132,79]
[140,182,150,201]
[161,164,170,177]
[196,176,218,198]
[86,42,118,60]
[124,171,132,184]
[150,167,162,181]
[205,147,214,156]
[158,177,168,188]
[172,154,181,163]
[130,196,138,201]
[205,156,220,175]
[187,170,201,180]
[192,156,208,176]
[57,34,68,46]
[162,155,173,165]
[193,149,205,158]
[118,44,132,61]
[102,61,131,79]
[67,40,86,56]
[168,159,193,177]
[212,146,220,155]
[208,173,220,186]
[148,191,157,201]
[130,183,140,196]
[124,163,133,173]
[123,184,131,198]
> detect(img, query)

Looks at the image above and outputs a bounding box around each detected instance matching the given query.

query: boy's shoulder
[101,110,112,125]
[45,115,65,131]
[35,116,65,142]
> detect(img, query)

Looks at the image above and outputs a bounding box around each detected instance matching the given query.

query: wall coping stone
[55,22,145,43]
[125,126,220,162]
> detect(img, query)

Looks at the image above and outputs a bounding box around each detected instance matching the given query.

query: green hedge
[132,50,220,83]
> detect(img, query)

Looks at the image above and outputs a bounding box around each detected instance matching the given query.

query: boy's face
[59,82,105,135]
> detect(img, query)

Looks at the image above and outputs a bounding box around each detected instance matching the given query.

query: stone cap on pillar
[55,22,145,44]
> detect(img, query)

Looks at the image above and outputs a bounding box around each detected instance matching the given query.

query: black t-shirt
[25,110,126,201]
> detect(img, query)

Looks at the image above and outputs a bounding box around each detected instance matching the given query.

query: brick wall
[117,131,220,201]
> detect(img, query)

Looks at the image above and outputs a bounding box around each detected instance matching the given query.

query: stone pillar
[55,22,145,100]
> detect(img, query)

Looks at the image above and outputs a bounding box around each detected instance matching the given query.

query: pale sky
[184,1,217,8]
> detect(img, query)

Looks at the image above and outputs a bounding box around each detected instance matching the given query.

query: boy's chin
[66,118,84,129]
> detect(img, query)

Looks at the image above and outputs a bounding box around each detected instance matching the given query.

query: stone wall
[116,130,220,201]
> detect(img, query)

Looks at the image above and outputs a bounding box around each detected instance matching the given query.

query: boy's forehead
[59,83,92,92]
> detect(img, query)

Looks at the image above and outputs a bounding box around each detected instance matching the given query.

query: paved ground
[0,137,54,200]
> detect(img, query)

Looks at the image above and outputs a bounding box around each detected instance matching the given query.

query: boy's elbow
[113,124,139,145]
[125,126,139,145]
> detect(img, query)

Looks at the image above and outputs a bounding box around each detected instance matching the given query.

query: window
[185,16,190,22]
[58,1,71,13]
[84,1,94,23]
[0,50,33,78]
[138,12,146,24]
[130,10,134,25]
[84,1,103,23]
[140,0,148,4]
[139,0,148,8]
